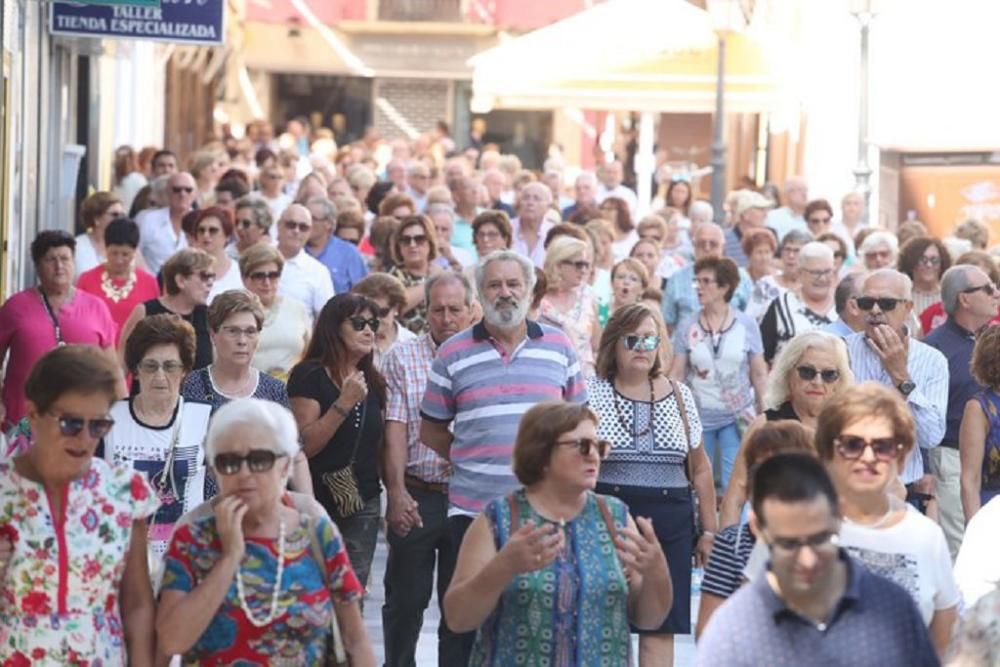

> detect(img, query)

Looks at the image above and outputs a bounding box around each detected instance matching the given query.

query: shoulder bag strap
[307,517,348,665]
[595,495,619,543]
[507,493,519,535]
[669,379,694,483]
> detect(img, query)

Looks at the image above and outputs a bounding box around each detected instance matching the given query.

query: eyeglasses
[561,259,591,271]
[48,413,115,439]
[834,435,903,462]
[864,249,892,260]
[349,316,380,333]
[137,360,185,375]
[171,186,194,195]
[795,365,840,383]
[555,438,610,459]
[220,325,259,339]
[918,255,941,267]
[248,270,281,283]
[198,271,217,283]
[693,277,717,287]
[284,220,311,233]
[622,334,660,352]
[213,450,286,475]
[855,296,907,312]
[802,268,834,280]
[963,283,996,296]
[197,226,222,237]
[237,219,256,230]
[766,529,838,555]
[807,216,832,225]
[476,229,502,241]
[399,234,428,247]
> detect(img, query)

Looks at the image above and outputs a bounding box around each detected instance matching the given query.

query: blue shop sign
[50,0,224,46]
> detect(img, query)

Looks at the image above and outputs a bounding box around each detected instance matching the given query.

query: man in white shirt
[596,160,638,215]
[405,162,431,213]
[276,204,335,322]
[510,182,555,268]
[259,165,292,233]
[139,171,196,274]
[766,176,809,241]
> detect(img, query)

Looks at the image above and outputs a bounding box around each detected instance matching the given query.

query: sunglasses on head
[555,438,610,459]
[796,365,840,383]
[855,296,906,312]
[213,450,285,476]
[50,413,115,439]
[834,435,902,462]
[349,316,380,333]
[172,186,194,194]
[622,334,660,352]
[249,270,281,282]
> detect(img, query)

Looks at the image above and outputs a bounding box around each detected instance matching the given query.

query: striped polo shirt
[420,320,588,516]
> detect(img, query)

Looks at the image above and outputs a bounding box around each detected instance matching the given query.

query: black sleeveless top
[764,401,800,422]
[144,298,213,370]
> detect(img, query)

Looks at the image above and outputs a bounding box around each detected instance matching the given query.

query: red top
[76,265,160,342]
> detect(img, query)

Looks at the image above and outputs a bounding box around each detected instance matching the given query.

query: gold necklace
[100,268,136,303]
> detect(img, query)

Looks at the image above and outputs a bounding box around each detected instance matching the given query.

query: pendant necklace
[236,520,286,627]
[613,377,655,438]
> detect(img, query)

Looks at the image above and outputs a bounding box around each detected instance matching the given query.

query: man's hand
[386,488,422,538]
[867,324,910,385]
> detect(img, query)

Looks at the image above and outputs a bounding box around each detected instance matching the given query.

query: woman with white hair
[859,230,899,271]
[539,236,601,376]
[759,241,839,364]
[156,398,376,665]
[719,330,853,527]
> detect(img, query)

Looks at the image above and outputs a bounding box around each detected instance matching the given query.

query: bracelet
[332,403,351,419]
[700,531,716,539]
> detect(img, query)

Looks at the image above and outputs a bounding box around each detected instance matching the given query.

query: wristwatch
[898,380,916,397]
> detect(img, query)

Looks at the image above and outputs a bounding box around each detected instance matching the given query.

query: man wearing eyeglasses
[138,171,196,274]
[304,196,368,294]
[274,204,335,322]
[845,269,948,510]
[697,453,937,666]
[924,265,999,557]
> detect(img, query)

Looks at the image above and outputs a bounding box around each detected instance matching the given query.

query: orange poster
[899,165,1000,245]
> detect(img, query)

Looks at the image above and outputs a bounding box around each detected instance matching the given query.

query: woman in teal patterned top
[444,401,672,666]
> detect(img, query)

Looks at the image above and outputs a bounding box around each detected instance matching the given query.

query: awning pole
[635,111,655,217]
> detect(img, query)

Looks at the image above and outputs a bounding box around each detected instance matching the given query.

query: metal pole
[853,17,872,223]
[710,33,727,224]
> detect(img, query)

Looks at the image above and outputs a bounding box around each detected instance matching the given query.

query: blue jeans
[702,422,741,490]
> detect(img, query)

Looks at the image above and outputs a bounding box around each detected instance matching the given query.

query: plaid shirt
[384,333,451,483]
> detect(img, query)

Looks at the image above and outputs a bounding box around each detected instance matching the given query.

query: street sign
[50,0,224,46]
[72,1,162,8]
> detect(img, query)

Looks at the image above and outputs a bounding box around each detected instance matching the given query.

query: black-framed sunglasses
[50,413,115,439]
[622,334,660,352]
[213,450,286,476]
[349,316,380,333]
[855,296,906,312]
[963,283,996,296]
[561,259,591,272]
[399,234,428,247]
[834,435,903,462]
[555,438,610,459]
[248,270,281,282]
[795,365,840,384]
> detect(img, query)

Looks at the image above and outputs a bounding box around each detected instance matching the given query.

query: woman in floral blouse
[0,345,159,665]
[387,215,441,335]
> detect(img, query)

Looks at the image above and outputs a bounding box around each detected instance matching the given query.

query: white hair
[864,268,913,300]
[797,241,835,267]
[575,171,597,187]
[205,398,301,462]
[426,203,455,220]
[689,200,714,224]
[763,332,853,411]
[475,250,537,299]
[859,231,899,257]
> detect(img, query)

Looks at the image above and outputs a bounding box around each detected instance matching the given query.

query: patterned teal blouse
[470,489,632,666]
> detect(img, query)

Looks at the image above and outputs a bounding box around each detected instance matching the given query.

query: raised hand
[339,370,369,408]
[616,516,667,578]
[214,496,248,562]
[499,520,564,575]
[867,324,910,384]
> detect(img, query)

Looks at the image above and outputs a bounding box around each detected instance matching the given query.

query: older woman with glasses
[227,196,273,259]
[590,304,714,666]
[0,345,159,664]
[350,273,416,371]
[898,237,952,325]
[75,191,127,276]
[741,228,782,323]
[444,400,672,667]
[189,206,242,302]
[388,215,441,335]
[156,399,376,665]
[539,236,601,377]
[774,229,811,292]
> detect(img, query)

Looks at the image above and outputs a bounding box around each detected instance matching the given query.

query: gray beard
[483,300,528,330]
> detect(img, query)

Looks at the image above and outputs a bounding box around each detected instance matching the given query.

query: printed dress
[0,458,159,666]
[161,512,363,666]
[470,489,631,667]
[539,287,598,377]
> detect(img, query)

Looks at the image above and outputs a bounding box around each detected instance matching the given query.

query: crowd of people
[0,123,998,666]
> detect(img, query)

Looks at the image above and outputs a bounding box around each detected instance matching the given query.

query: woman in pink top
[0,231,117,430]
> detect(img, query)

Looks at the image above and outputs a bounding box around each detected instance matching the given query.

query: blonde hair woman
[584,218,616,324]
[539,236,601,376]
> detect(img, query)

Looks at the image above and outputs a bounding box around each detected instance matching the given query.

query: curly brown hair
[124,313,197,374]
[972,325,1000,390]
[897,237,951,281]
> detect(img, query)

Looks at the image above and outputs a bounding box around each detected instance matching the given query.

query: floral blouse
[0,458,159,666]
[161,513,363,666]
[388,266,429,335]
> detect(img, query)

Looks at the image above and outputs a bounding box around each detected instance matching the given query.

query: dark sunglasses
[561,259,591,271]
[172,186,194,194]
[963,283,996,296]
[555,438,610,459]
[213,450,286,476]
[834,435,902,462]
[622,334,660,352]
[796,365,840,383]
[349,316,380,333]
[373,305,392,318]
[237,219,255,229]
[399,234,428,247]
[284,220,310,233]
[50,413,115,439]
[249,270,281,282]
[198,271,217,282]
[855,296,906,312]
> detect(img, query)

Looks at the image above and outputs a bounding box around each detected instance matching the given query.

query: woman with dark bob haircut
[444,400,671,666]
[897,236,952,324]
[0,345,159,663]
[287,293,387,590]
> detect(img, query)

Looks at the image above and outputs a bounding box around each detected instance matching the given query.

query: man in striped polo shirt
[420,249,587,661]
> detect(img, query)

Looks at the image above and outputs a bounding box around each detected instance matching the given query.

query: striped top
[420,320,588,516]
[701,522,756,600]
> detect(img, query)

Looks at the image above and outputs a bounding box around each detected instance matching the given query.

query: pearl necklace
[235,520,286,627]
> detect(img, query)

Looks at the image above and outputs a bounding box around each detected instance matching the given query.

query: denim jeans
[702,422,741,490]
[334,495,381,595]
[382,487,458,667]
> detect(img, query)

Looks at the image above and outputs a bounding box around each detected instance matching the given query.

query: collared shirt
[510,217,556,268]
[846,331,948,483]
[823,318,856,339]
[723,226,749,268]
[277,248,335,322]
[384,333,451,484]
[924,317,983,447]
[420,320,588,516]
[661,263,753,328]
[697,552,939,667]
[597,184,638,216]
[138,207,187,274]
[765,206,808,242]
[307,235,369,294]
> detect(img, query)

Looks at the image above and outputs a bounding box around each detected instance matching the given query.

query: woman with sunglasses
[591,304,715,667]
[0,345,159,664]
[227,196,273,259]
[350,273,417,371]
[539,236,601,377]
[898,237,952,330]
[156,398,376,666]
[188,206,242,303]
[719,331,853,527]
[444,400,671,666]
[75,191,126,276]
[288,294,387,590]
[388,215,441,335]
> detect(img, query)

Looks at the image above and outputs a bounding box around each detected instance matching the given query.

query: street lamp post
[850,0,880,224]
[707,0,748,224]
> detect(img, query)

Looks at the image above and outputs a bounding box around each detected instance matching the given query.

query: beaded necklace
[235,520,286,627]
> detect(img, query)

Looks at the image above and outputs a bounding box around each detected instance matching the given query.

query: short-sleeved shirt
[672,309,762,430]
[278,249,335,322]
[180,366,291,413]
[0,287,117,429]
[76,265,160,343]
[287,360,383,504]
[701,522,756,599]
[307,234,369,294]
[759,291,838,364]
[661,263,753,328]
[420,320,588,516]
[138,207,187,274]
[252,296,311,381]
[161,513,363,666]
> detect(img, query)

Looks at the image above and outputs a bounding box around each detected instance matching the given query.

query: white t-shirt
[252,296,311,380]
[138,207,187,275]
[954,495,1000,610]
[74,233,102,277]
[264,193,293,236]
[277,248,336,322]
[206,259,246,304]
[611,229,639,264]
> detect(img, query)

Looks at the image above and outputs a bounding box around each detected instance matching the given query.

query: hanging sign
[50,0,224,46]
